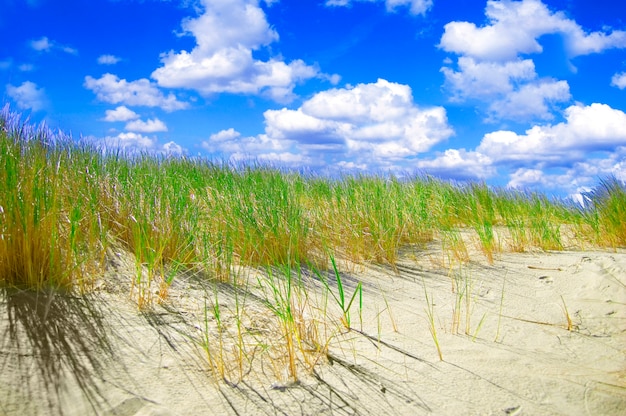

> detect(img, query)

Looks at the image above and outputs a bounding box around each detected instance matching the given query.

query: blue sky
[2,0,626,197]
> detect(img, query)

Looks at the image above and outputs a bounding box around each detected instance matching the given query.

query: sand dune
[1,239,625,415]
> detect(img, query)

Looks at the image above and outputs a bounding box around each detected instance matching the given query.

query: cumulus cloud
[202,128,288,156]
[441,58,537,102]
[84,73,188,111]
[485,79,571,121]
[103,106,139,122]
[266,79,452,158]
[201,128,307,167]
[439,0,626,61]
[416,149,495,180]
[102,132,157,150]
[30,36,77,55]
[30,37,53,52]
[6,81,47,111]
[204,79,453,171]
[325,0,433,15]
[90,132,184,155]
[125,118,168,133]
[506,150,626,191]
[437,0,626,122]
[413,103,626,191]
[98,54,121,65]
[440,56,572,122]
[151,0,324,103]
[612,72,626,89]
[507,168,546,189]
[162,141,185,155]
[476,103,626,164]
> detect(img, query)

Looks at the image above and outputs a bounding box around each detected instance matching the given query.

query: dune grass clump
[2,104,626,297]
[585,177,626,248]
[0,109,105,292]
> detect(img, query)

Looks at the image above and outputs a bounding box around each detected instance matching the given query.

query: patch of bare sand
[1,241,625,415]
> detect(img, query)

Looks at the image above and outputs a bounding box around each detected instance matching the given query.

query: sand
[1,237,625,416]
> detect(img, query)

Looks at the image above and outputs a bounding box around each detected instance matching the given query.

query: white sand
[1,238,625,415]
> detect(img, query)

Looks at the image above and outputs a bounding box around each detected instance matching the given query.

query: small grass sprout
[560,295,574,331]
[315,255,363,330]
[422,279,443,361]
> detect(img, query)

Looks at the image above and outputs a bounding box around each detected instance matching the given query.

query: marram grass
[3,105,626,384]
[1,105,625,295]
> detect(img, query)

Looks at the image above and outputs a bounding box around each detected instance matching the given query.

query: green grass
[2,105,626,382]
[3,105,626,294]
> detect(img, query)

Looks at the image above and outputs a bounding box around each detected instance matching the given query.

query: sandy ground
[1,237,625,416]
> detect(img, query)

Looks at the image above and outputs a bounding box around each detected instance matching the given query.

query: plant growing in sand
[560,295,574,331]
[203,294,227,380]
[314,254,363,330]
[466,184,498,263]
[422,279,443,361]
[0,109,104,292]
[494,274,506,342]
[585,176,626,248]
[255,260,331,382]
[449,264,485,337]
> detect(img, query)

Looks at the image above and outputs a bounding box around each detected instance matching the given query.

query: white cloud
[441,57,536,102]
[245,151,313,166]
[612,72,626,89]
[6,81,47,111]
[566,27,626,57]
[416,149,495,180]
[202,129,288,155]
[571,153,626,184]
[30,37,52,52]
[98,54,121,65]
[414,103,626,192]
[103,106,139,122]
[325,0,349,6]
[162,141,185,155]
[88,132,184,156]
[266,79,452,159]
[386,0,432,15]
[182,0,278,55]
[207,128,241,143]
[325,0,433,15]
[102,132,157,150]
[202,80,453,170]
[336,160,368,171]
[486,79,571,121]
[507,168,547,189]
[441,57,571,121]
[437,1,609,121]
[477,103,626,164]
[439,0,626,61]
[61,46,78,55]
[506,151,626,191]
[30,36,77,55]
[125,118,168,133]
[151,0,322,102]
[18,64,34,72]
[84,73,188,111]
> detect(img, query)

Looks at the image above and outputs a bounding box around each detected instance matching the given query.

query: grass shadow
[0,288,115,415]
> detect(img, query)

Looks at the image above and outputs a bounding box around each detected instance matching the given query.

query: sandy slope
[1,239,625,416]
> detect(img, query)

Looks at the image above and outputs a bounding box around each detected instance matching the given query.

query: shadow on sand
[0,288,115,415]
